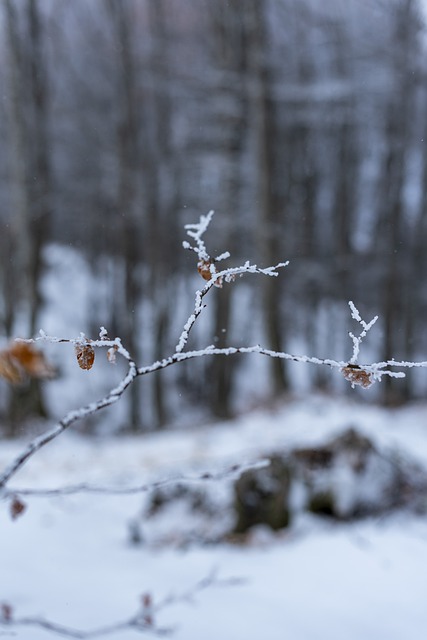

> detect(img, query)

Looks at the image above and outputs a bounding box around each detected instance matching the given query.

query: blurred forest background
[1,0,427,435]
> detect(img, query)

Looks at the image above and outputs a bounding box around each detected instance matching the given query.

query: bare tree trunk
[206,0,250,418]
[3,0,51,433]
[28,0,52,335]
[376,0,419,405]
[4,0,32,327]
[107,0,141,430]
[248,0,288,395]
[129,0,179,429]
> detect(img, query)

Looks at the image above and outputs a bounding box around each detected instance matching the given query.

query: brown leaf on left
[0,341,55,384]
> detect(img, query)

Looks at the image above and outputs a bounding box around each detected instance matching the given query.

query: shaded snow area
[2,396,427,639]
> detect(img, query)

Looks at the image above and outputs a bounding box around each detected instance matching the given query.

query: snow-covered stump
[230,428,427,534]
[233,457,292,534]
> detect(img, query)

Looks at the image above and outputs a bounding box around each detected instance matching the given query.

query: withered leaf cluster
[341,364,373,388]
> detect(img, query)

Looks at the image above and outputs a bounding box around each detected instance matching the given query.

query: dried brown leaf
[341,365,373,389]
[0,351,23,384]
[75,344,95,370]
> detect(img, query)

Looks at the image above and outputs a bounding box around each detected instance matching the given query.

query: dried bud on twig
[197,260,222,287]
[75,344,95,370]
[141,593,153,627]
[197,259,213,281]
[107,345,118,364]
[10,496,26,521]
[197,260,223,287]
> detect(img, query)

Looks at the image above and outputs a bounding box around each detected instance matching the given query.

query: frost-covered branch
[175,260,288,353]
[0,335,137,490]
[348,301,378,364]
[1,211,427,495]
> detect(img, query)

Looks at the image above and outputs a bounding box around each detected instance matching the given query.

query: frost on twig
[176,211,288,352]
[347,301,378,365]
[340,301,408,388]
[340,302,379,389]
[0,334,138,491]
[174,260,288,354]
[183,210,233,288]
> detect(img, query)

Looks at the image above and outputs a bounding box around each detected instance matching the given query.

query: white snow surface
[2,395,427,639]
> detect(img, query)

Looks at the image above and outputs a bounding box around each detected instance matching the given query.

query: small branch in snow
[0,570,243,639]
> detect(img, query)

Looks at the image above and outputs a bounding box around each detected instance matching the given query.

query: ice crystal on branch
[182,209,215,262]
[348,301,378,364]
[338,302,380,388]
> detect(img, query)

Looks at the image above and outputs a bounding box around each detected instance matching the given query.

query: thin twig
[2,459,270,499]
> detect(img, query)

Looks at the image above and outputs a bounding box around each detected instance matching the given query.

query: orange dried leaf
[75,344,95,370]
[9,342,55,379]
[141,593,153,627]
[0,342,55,384]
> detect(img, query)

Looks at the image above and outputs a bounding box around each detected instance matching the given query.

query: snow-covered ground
[2,395,427,639]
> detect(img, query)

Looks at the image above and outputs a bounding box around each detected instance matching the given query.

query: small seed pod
[75,344,95,370]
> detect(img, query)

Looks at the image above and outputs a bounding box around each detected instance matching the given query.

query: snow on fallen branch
[0,211,426,498]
